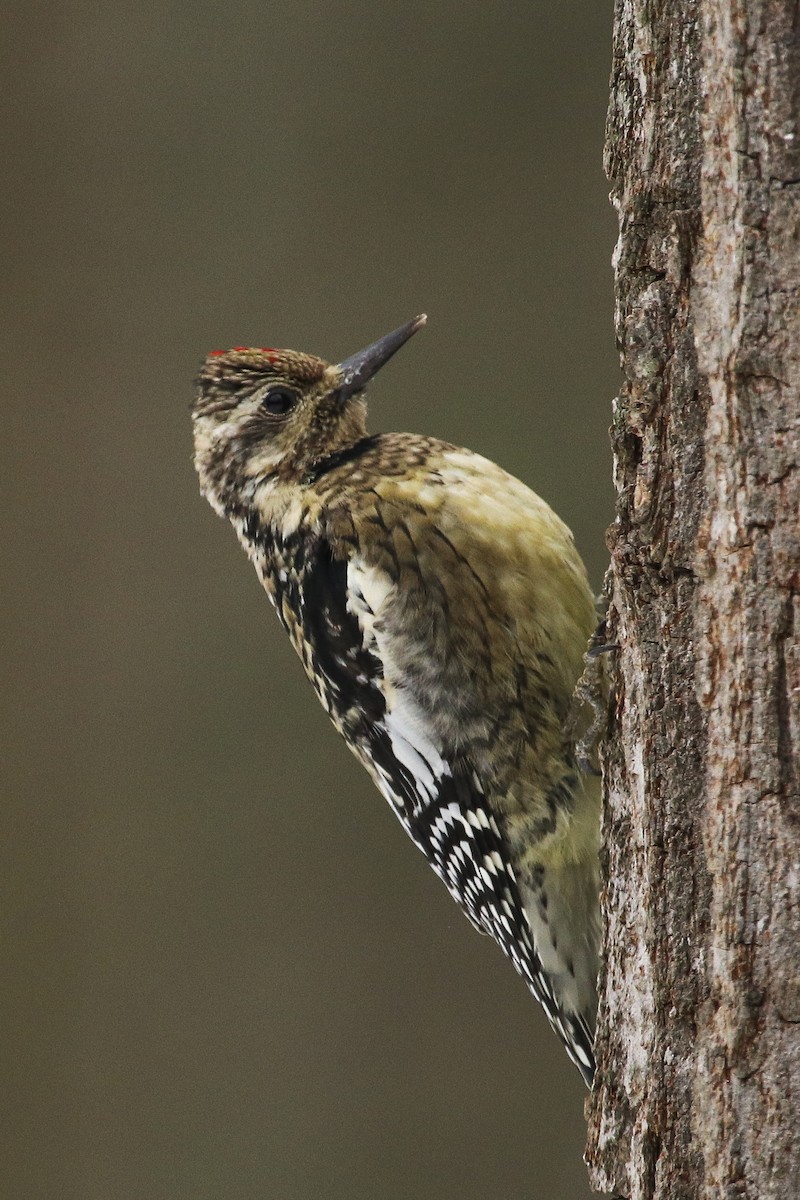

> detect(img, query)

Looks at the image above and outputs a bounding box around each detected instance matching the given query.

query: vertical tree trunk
[586,2,800,1197]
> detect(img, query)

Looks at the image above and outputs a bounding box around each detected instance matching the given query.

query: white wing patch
[345,558,392,641]
[346,557,451,813]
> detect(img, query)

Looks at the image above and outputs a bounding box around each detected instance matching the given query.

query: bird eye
[260,387,298,416]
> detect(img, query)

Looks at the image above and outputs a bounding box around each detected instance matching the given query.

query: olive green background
[4,2,618,1197]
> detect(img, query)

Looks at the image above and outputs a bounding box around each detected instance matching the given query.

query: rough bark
[586,1,800,1197]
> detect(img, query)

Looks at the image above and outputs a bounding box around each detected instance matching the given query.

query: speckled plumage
[192,318,601,1084]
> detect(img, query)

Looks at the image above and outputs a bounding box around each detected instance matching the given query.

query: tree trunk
[586,1,800,1197]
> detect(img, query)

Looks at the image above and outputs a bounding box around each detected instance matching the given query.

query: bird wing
[297,531,595,1083]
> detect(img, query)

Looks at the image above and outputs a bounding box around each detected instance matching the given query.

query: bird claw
[587,641,620,659]
[566,617,613,774]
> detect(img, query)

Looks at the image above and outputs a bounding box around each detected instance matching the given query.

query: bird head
[192,315,426,514]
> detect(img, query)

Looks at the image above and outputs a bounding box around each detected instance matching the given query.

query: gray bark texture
[586,1,800,1197]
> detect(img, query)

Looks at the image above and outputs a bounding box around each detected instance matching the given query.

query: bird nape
[191,316,601,1086]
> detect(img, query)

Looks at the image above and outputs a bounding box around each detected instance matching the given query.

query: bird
[191,315,601,1085]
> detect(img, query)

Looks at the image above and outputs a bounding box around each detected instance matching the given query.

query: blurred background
[4,2,618,1197]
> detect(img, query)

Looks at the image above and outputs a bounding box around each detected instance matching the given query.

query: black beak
[336,314,427,400]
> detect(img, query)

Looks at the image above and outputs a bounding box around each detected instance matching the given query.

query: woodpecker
[192,316,601,1085]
